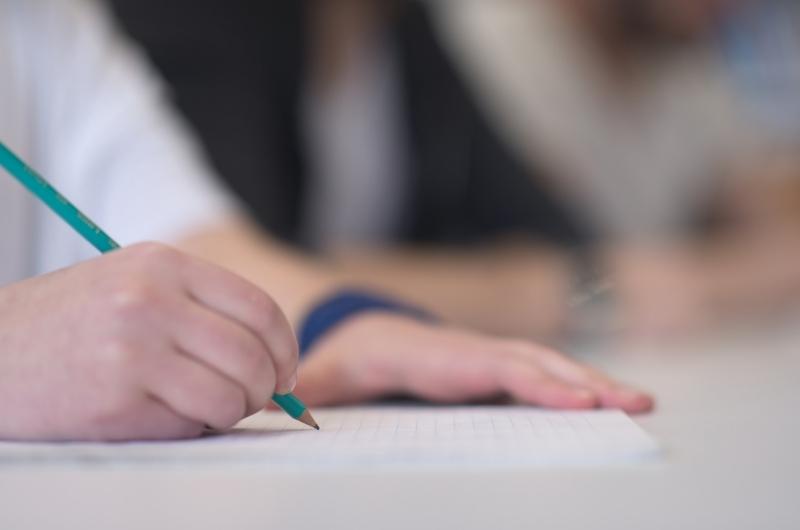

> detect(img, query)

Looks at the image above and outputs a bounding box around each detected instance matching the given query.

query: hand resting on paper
[295,313,653,413]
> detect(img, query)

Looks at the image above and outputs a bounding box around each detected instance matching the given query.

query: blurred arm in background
[108,0,585,342]
[308,0,800,340]
[109,0,800,344]
[304,0,800,340]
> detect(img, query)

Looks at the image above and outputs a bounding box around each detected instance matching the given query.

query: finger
[98,397,205,442]
[172,300,277,414]
[520,347,654,413]
[500,360,599,409]
[144,350,248,431]
[181,258,299,393]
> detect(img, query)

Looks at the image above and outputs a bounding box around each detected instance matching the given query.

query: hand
[295,314,653,413]
[0,243,298,441]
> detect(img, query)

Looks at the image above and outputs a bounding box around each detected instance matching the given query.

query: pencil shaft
[0,141,120,253]
[271,393,308,419]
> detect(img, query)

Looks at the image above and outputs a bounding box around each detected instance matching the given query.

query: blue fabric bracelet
[298,290,435,357]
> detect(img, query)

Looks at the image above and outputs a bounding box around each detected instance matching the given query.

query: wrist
[298,289,437,357]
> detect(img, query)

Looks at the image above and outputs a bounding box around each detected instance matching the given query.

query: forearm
[331,244,574,339]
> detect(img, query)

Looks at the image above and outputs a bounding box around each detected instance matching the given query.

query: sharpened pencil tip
[298,410,320,431]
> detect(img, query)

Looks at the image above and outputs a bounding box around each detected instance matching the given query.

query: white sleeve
[21,0,239,273]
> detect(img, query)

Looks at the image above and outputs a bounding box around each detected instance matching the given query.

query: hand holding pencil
[0,141,318,440]
[0,244,306,440]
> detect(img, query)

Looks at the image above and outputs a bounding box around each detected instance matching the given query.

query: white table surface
[1,321,798,530]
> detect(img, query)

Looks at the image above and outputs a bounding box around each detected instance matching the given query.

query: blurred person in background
[0,0,654,441]
[722,0,800,142]
[718,0,800,252]
[108,0,800,341]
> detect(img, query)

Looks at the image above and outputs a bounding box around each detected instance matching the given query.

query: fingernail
[287,373,298,393]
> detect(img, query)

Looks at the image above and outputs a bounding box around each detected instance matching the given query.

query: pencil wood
[298,410,320,430]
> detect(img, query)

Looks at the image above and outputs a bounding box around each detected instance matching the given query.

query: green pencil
[0,140,319,431]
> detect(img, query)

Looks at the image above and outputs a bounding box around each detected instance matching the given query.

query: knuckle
[129,241,168,258]
[133,242,183,269]
[107,282,159,319]
[100,337,140,373]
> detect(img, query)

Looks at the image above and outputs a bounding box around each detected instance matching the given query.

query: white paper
[0,407,660,469]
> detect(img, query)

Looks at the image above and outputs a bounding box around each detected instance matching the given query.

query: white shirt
[0,0,234,286]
